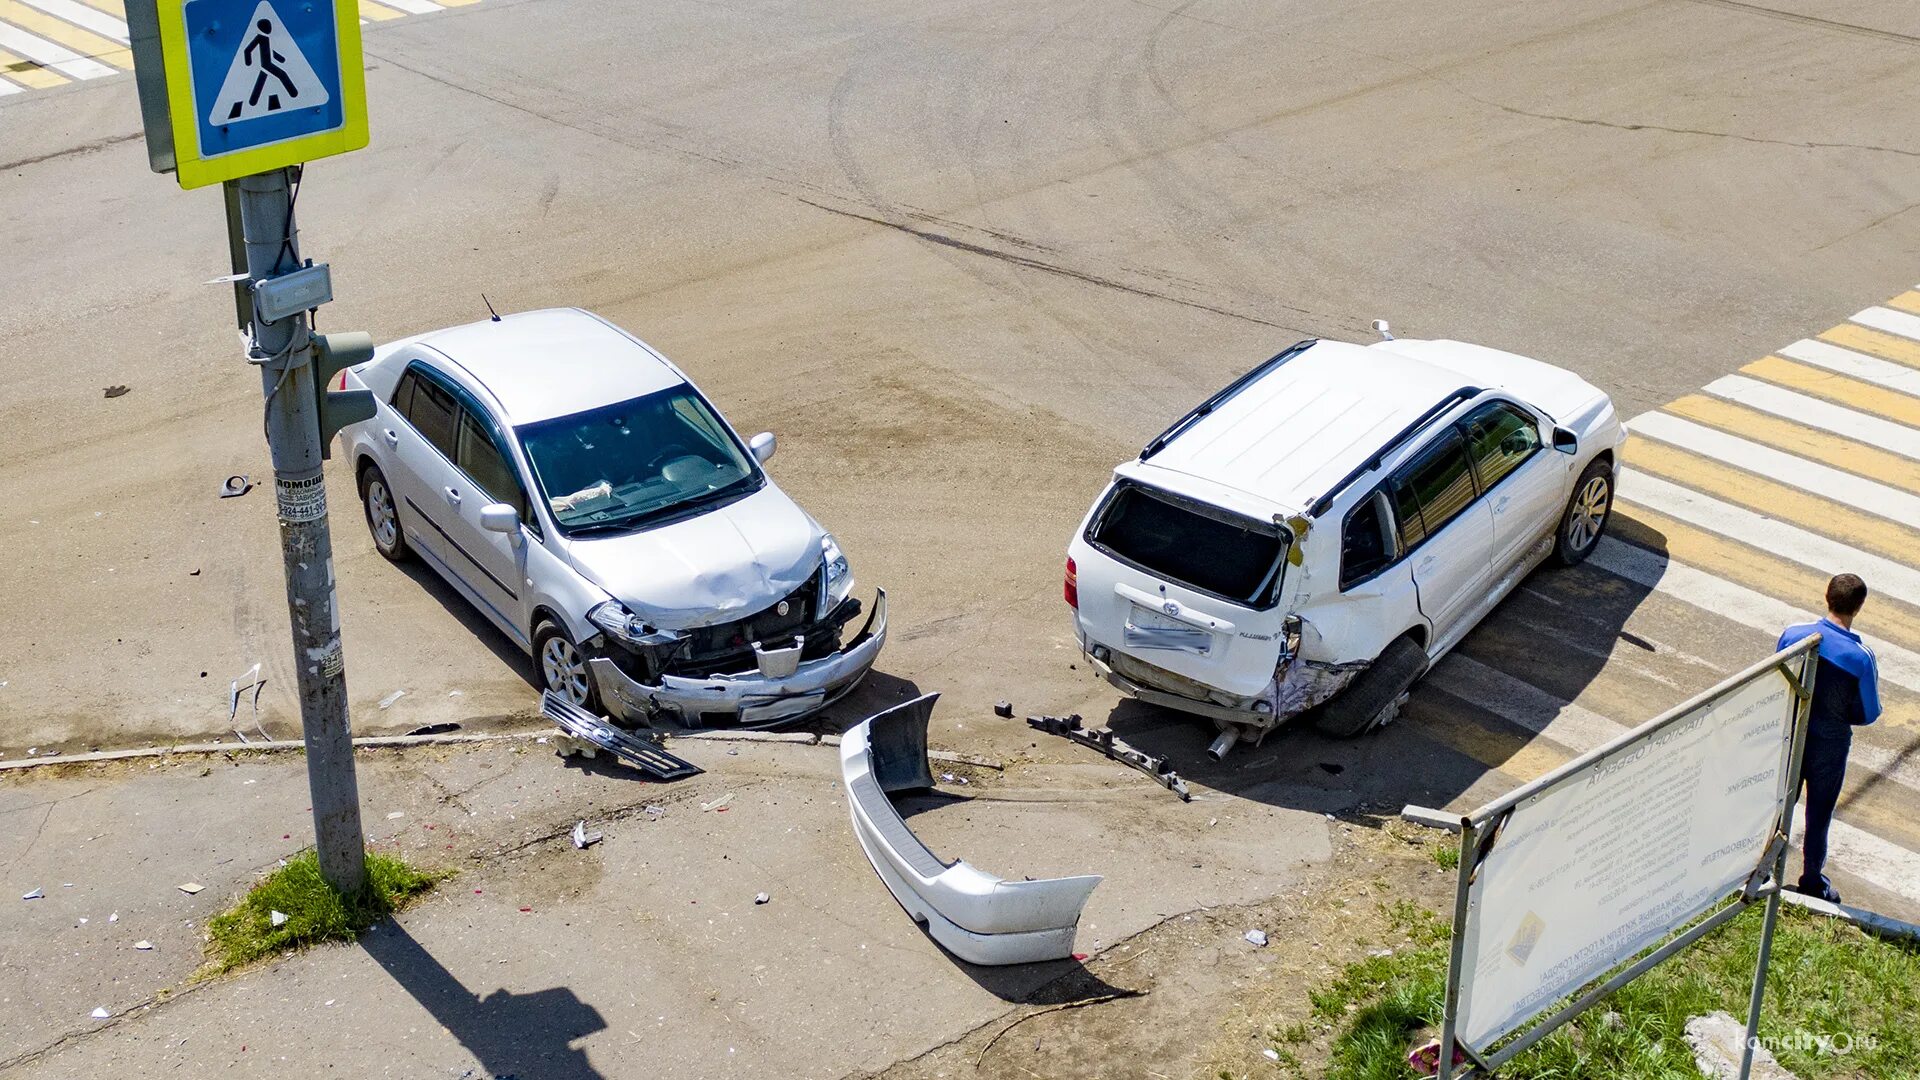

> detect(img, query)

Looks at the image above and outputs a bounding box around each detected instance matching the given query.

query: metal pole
[1438,818,1477,1080]
[1739,647,1818,1078]
[234,165,368,897]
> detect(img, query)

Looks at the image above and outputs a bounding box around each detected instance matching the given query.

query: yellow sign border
[157,0,368,189]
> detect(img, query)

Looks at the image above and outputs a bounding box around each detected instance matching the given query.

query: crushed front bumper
[589,589,888,729]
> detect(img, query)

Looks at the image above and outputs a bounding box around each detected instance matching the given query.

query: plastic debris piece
[754,892,769,905]
[270,910,288,927]
[134,941,154,950]
[21,888,43,901]
[700,794,733,812]
[993,701,1014,718]
[1072,952,1088,962]
[644,805,665,818]
[1244,929,1268,947]
[386,811,405,820]
[1263,1048,1281,1061]
[377,690,407,710]
[940,772,955,783]
[108,912,118,923]
[405,722,460,736]
[519,906,531,913]
[727,748,739,756]
[103,385,130,399]
[571,821,603,849]
[218,475,252,498]
[91,1007,110,1019]
[178,883,204,895]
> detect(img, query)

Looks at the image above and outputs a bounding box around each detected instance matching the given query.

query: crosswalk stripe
[0,0,129,67]
[1660,394,1920,494]
[0,72,19,92]
[0,22,110,77]
[1630,411,1920,524]
[1622,441,1920,577]
[1436,589,1920,899]
[357,0,407,19]
[374,0,442,12]
[1587,536,1920,694]
[1427,653,1628,750]
[1410,694,1573,780]
[1853,305,1920,343]
[1821,323,1920,369]
[1888,291,1920,317]
[16,0,127,43]
[68,0,121,15]
[1617,471,1920,610]
[0,42,65,87]
[1702,374,1920,461]
[1742,356,1920,428]
[1779,338,1920,395]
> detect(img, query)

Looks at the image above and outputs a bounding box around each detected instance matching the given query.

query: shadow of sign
[360,918,607,1080]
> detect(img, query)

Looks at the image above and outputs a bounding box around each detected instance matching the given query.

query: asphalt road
[4,0,1920,911]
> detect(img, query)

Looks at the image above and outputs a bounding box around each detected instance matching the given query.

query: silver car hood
[564,484,824,630]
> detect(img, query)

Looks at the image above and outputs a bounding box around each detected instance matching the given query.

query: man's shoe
[1792,877,1842,904]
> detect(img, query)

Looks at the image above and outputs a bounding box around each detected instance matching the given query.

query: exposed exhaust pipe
[1207,730,1238,761]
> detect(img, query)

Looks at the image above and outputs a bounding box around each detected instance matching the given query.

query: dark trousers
[1797,732,1850,891]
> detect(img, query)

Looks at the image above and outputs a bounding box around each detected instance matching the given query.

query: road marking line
[1411,698,1572,780]
[1427,654,1624,750]
[1617,472,1920,610]
[1791,815,1920,903]
[1588,536,1920,694]
[0,42,64,87]
[0,0,129,67]
[1660,394,1920,493]
[1888,291,1920,316]
[357,0,406,19]
[16,0,126,43]
[1821,323,1920,369]
[1779,338,1920,395]
[1622,441,1920,577]
[374,0,442,12]
[1854,305,1920,343]
[1742,356,1920,428]
[68,0,120,16]
[1609,505,1920,658]
[0,22,110,77]
[1629,411,1920,523]
[1702,374,1920,461]
[0,71,19,91]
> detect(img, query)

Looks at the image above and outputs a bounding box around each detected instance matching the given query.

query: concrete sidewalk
[0,732,1341,1077]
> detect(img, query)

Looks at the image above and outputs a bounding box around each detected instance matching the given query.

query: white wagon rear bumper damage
[841,693,1102,966]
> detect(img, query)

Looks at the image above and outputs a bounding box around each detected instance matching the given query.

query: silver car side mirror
[479,503,520,535]
[1551,426,1578,454]
[749,431,777,464]
[1370,319,1394,341]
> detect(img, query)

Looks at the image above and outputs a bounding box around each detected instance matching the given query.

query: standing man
[1777,574,1881,902]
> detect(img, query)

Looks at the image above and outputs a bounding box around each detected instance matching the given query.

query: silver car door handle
[444,486,461,506]
[1494,495,1510,513]
[383,429,399,447]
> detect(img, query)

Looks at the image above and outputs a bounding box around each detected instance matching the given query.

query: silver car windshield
[518,385,763,535]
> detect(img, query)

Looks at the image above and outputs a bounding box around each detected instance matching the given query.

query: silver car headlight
[822,534,854,609]
[587,601,681,649]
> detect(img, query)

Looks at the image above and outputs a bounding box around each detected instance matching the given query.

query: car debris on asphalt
[571,821,603,849]
[1025,713,1192,801]
[542,691,702,781]
[134,940,154,950]
[754,891,770,905]
[270,910,288,927]
[1244,929,1268,947]
[21,887,43,900]
[217,475,252,498]
[177,883,203,895]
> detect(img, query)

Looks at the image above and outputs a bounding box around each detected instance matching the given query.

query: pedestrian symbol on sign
[207,1,330,125]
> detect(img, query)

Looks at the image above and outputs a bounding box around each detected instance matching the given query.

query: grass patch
[1308,901,1919,1079]
[1430,844,1460,871]
[202,851,446,975]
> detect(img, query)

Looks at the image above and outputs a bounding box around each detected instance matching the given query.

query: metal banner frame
[1437,636,1818,1079]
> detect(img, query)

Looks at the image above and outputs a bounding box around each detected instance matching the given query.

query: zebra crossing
[0,0,478,96]
[1415,282,1920,913]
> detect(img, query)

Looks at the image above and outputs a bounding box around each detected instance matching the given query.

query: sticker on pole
[149,0,368,189]
[206,4,330,125]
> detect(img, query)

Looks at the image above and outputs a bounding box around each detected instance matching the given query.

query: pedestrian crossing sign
[151,0,367,188]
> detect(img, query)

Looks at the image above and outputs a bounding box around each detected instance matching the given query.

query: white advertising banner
[1455,668,1796,1048]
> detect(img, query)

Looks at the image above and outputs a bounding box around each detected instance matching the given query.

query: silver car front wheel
[1553,461,1613,566]
[535,622,598,711]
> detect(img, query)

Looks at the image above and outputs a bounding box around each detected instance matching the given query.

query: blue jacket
[1779,618,1882,735]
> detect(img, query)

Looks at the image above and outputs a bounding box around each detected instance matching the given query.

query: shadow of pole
[359,918,608,1080]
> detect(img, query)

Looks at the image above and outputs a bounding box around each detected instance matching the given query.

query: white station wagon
[1067,327,1624,756]
[338,308,886,729]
